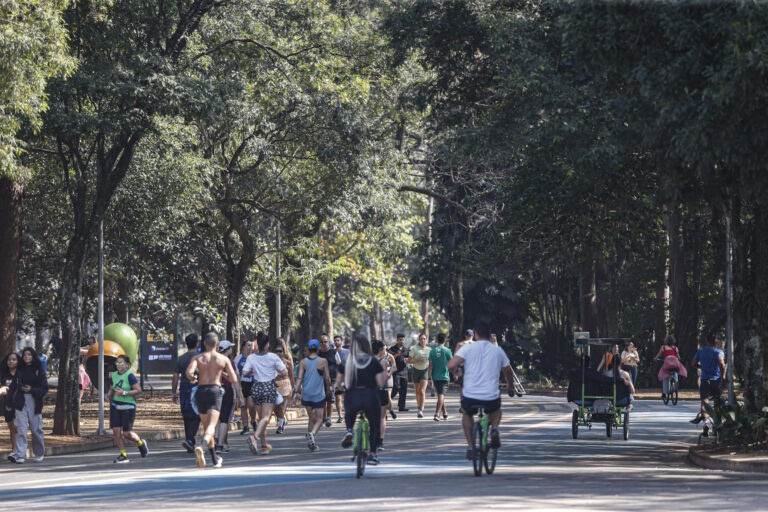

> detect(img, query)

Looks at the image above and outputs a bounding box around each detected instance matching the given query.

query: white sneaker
[32,455,44,463]
[417,409,424,418]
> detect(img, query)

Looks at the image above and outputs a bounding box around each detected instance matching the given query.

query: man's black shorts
[434,380,448,395]
[195,384,223,414]
[110,406,136,431]
[460,395,501,416]
[377,389,390,406]
[700,379,722,400]
[241,381,253,399]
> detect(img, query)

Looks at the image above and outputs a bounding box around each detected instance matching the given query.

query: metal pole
[275,220,281,338]
[97,221,106,435]
[726,200,736,405]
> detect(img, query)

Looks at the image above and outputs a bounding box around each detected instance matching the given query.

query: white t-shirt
[456,340,510,400]
[242,353,286,383]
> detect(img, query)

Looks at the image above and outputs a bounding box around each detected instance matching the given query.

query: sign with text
[141,340,177,375]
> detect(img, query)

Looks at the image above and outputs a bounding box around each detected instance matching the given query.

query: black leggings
[344,388,381,452]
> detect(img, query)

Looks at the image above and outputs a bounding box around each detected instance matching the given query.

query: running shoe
[32,455,44,463]
[389,410,397,420]
[490,427,501,448]
[433,415,440,422]
[466,448,473,460]
[398,408,410,412]
[138,439,149,458]
[703,425,710,438]
[215,445,223,454]
[306,432,317,451]
[221,443,230,453]
[114,453,129,464]
[276,418,286,434]
[336,416,343,423]
[367,453,379,465]
[341,430,354,448]
[377,439,384,451]
[417,409,424,418]
[259,443,273,455]
[182,440,194,453]
[240,426,251,435]
[194,446,206,468]
[442,414,449,421]
[324,417,332,428]
[247,435,259,454]
[213,455,223,469]
[7,454,17,463]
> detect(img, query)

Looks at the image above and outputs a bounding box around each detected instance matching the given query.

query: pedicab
[567,333,632,440]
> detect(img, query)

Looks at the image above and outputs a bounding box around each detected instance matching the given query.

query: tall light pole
[725,198,736,405]
[275,219,281,339]
[96,221,106,435]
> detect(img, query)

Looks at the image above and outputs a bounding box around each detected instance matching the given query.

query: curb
[0,408,308,459]
[688,445,768,474]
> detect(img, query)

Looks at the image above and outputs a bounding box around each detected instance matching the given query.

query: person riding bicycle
[655,335,688,401]
[692,336,726,437]
[336,334,386,465]
[447,323,516,461]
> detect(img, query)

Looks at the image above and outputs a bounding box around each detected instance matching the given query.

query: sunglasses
[275,350,284,354]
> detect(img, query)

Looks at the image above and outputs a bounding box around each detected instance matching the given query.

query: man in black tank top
[318,334,340,427]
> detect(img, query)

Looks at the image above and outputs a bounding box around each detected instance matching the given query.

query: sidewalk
[0,389,307,459]
[688,444,768,474]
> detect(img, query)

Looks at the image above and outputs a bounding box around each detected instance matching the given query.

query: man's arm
[171,371,180,404]
[719,354,727,381]
[185,357,198,383]
[502,365,516,396]
[224,358,245,406]
[447,354,464,372]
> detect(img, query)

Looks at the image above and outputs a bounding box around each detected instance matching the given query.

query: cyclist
[655,335,688,401]
[336,334,386,465]
[692,336,726,437]
[447,323,516,461]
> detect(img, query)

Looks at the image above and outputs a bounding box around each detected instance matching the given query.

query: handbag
[276,378,292,397]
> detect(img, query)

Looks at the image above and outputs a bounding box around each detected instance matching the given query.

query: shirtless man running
[186,332,244,468]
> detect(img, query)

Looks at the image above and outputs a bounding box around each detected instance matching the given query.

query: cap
[308,339,320,349]
[218,340,233,351]
[464,329,474,337]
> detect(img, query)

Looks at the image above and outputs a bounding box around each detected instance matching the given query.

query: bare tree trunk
[369,304,379,342]
[309,285,323,337]
[449,274,464,348]
[0,177,22,359]
[114,277,130,324]
[324,278,334,338]
[578,254,599,336]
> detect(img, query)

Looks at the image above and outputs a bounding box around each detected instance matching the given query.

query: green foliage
[692,396,768,448]
[0,0,72,178]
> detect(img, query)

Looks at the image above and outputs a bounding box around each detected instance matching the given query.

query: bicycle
[663,371,679,406]
[350,411,370,479]
[470,407,497,476]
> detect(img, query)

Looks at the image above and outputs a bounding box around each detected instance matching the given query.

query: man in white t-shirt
[448,323,516,460]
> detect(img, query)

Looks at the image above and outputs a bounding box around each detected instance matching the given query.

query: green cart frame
[571,334,631,441]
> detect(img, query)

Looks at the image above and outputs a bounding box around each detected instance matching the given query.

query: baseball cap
[218,340,234,351]
[308,339,320,349]
[464,329,474,338]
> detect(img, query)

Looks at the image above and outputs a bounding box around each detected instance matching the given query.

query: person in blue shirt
[692,337,726,437]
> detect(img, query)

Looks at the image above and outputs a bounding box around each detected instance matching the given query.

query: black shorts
[378,389,390,406]
[110,406,136,431]
[196,384,223,414]
[413,368,428,382]
[241,381,253,399]
[301,398,326,409]
[434,380,448,395]
[460,395,501,416]
[219,385,234,424]
[700,379,722,400]
[251,381,277,405]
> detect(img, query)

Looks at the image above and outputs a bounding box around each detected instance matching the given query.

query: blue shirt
[338,348,349,364]
[693,346,724,381]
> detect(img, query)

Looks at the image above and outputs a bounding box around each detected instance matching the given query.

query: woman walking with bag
[12,348,48,463]
[1,352,20,461]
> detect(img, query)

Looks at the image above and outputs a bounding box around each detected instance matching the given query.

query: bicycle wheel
[471,421,483,476]
[671,379,678,406]
[355,423,366,478]
[484,443,497,475]
[571,410,579,439]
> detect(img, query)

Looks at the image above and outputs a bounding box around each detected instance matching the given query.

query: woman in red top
[655,335,688,399]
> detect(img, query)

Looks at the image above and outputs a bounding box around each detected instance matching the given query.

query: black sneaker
[367,453,379,465]
[703,425,710,438]
[389,410,397,420]
[240,427,251,435]
[182,440,194,453]
[7,453,17,463]
[398,408,410,412]
[341,430,354,448]
[324,418,332,428]
[466,448,473,460]
[433,415,440,422]
[138,439,149,458]
[114,453,129,464]
[215,445,223,454]
[490,427,501,448]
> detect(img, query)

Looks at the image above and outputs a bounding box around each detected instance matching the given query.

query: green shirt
[111,370,137,407]
[410,345,431,370]
[429,345,453,381]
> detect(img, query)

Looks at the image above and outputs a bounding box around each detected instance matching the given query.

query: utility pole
[96,221,106,435]
[275,220,281,339]
[725,197,736,405]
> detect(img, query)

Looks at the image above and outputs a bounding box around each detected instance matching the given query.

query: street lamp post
[96,221,106,435]
[725,199,736,405]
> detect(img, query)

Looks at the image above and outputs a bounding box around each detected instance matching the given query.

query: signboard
[573,332,590,346]
[141,340,177,374]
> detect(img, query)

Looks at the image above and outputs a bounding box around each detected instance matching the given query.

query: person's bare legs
[462,412,474,446]
[325,400,334,423]
[6,420,17,454]
[253,403,275,450]
[335,393,343,421]
[415,381,427,411]
[196,410,220,467]
[240,400,250,431]
[434,393,445,417]
[248,397,256,430]
[380,405,387,442]
[113,427,126,453]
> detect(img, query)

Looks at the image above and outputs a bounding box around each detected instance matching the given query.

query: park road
[1,394,765,511]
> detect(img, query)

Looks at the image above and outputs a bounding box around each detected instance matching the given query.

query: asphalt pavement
[2,393,766,511]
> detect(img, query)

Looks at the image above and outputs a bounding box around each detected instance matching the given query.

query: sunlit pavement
[2,393,765,511]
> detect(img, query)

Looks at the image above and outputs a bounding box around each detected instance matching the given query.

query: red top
[663,346,678,358]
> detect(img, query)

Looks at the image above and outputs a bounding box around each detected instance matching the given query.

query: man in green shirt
[428,333,453,421]
[106,355,148,463]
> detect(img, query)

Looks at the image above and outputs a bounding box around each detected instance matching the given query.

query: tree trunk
[578,254,599,336]
[309,285,323,337]
[450,273,463,348]
[324,278,334,338]
[114,277,130,324]
[0,177,22,359]
[654,245,669,347]
[369,304,379,342]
